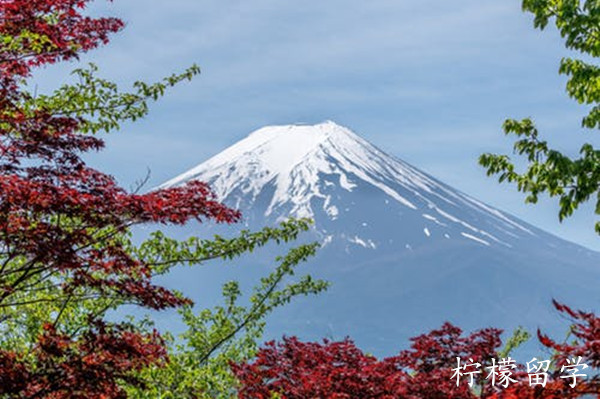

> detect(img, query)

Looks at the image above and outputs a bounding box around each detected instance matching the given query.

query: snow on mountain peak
[166,121,333,184]
[232,120,362,173]
[162,121,535,247]
[161,121,414,214]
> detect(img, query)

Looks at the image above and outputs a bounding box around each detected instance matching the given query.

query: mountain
[160,121,600,356]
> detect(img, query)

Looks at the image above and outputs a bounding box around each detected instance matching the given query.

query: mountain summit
[163,121,600,355]
[165,121,538,250]
[163,120,408,220]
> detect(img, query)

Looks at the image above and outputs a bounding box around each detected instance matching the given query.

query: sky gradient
[34,0,600,251]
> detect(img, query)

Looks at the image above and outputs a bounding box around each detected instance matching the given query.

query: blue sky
[35,0,600,250]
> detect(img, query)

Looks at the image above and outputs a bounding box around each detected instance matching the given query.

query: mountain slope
[161,121,600,355]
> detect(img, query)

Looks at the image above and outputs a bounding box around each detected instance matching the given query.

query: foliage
[0,321,167,398]
[127,221,328,398]
[478,1,600,396]
[0,1,327,397]
[479,0,600,233]
[232,323,508,398]
[535,300,600,396]
[232,336,409,398]
[233,313,600,398]
[394,323,504,398]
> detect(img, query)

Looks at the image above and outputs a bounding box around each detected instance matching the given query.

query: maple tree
[0,0,231,396]
[232,336,409,398]
[232,314,599,399]
[232,324,512,398]
[0,1,327,397]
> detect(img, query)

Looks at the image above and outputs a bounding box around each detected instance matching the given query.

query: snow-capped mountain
[163,121,534,249]
[161,121,600,356]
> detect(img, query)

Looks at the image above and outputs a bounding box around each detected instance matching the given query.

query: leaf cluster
[480,0,600,233]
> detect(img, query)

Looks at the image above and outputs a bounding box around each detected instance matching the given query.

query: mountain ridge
[162,121,579,253]
[158,121,600,356]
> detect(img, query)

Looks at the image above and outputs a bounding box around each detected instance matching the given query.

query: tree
[232,321,590,398]
[232,325,508,398]
[0,1,327,397]
[125,221,328,398]
[532,300,600,397]
[232,336,409,398]
[477,1,600,397]
[479,0,600,233]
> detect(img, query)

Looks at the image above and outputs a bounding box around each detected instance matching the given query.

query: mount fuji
[161,121,600,355]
